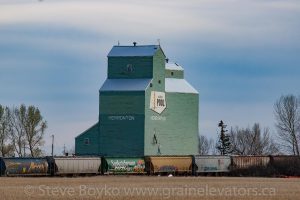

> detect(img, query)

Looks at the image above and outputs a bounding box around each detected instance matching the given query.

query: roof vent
[133,42,137,46]
[166,58,169,63]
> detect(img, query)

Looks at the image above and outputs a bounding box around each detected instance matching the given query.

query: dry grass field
[0,176,299,200]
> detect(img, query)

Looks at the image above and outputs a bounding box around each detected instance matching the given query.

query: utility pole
[23,143,26,157]
[51,135,54,157]
[63,144,66,156]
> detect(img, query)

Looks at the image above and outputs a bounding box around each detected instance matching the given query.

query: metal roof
[107,45,160,57]
[165,78,198,94]
[100,79,151,91]
[165,62,184,71]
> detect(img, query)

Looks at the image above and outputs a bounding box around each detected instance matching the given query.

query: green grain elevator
[75,43,199,156]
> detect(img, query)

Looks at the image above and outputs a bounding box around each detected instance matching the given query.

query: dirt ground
[0,176,299,200]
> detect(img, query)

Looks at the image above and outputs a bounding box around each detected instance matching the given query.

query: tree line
[199,94,300,156]
[0,104,47,157]
[2,94,299,157]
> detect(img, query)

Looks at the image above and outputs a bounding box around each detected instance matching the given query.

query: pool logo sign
[150,91,166,114]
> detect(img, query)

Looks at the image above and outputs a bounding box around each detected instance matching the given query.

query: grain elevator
[75,43,199,156]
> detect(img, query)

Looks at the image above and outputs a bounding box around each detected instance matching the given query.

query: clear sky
[0,0,299,155]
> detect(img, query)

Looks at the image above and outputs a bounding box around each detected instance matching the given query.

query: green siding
[144,91,199,155]
[108,57,153,79]
[165,69,184,79]
[99,114,144,156]
[75,123,100,155]
[99,92,145,114]
[75,45,199,157]
[152,49,165,91]
[99,91,145,156]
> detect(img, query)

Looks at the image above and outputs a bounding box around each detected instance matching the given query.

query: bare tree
[229,127,248,155]
[198,135,214,155]
[1,104,47,157]
[251,125,279,155]
[9,105,27,157]
[0,105,8,155]
[23,105,47,157]
[230,123,279,155]
[0,105,14,156]
[274,95,300,155]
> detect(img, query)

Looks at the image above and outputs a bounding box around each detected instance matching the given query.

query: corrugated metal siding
[194,156,231,173]
[54,157,101,174]
[232,156,270,169]
[271,155,300,164]
[146,156,192,174]
[271,156,300,176]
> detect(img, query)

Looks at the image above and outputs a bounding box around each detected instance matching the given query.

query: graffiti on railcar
[194,156,231,173]
[106,158,145,173]
[5,159,48,174]
[158,165,178,172]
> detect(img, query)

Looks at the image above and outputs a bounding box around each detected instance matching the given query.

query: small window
[171,72,174,76]
[158,80,161,84]
[84,138,90,145]
[126,64,133,72]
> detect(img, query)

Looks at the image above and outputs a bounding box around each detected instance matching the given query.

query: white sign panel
[150,91,166,114]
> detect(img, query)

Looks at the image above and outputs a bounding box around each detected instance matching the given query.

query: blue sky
[0,0,299,155]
